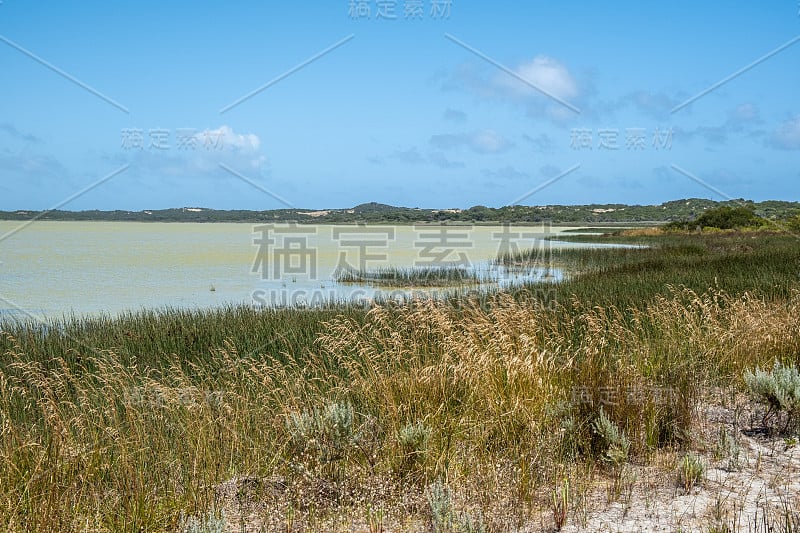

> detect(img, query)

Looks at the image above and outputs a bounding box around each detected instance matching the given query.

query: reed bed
[334,265,484,287]
[0,232,798,530]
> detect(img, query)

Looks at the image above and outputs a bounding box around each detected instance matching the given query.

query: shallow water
[0,221,619,319]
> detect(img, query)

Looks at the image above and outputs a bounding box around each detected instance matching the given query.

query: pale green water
[0,221,609,319]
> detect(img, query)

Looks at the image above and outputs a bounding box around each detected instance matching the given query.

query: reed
[334,265,484,287]
[0,231,798,530]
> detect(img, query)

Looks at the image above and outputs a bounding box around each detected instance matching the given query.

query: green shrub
[427,480,485,533]
[695,206,761,230]
[592,408,630,466]
[398,420,431,454]
[744,360,800,431]
[714,427,743,471]
[397,420,432,477]
[786,214,800,232]
[427,480,453,531]
[285,400,360,463]
[664,206,762,231]
[178,510,226,533]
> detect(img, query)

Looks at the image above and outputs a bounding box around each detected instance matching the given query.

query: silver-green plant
[398,420,431,457]
[454,509,486,533]
[715,427,744,471]
[428,480,455,532]
[396,419,432,478]
[322,400,356,456]
[559,414,580,461]
[593,408,630,465]
[178,510,226,533]
[744,360,800,431]
[285,400,359,463]
[678,453,705,493]
[427,480,485,533]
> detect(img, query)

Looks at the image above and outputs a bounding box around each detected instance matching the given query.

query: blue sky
[1,1,799,210]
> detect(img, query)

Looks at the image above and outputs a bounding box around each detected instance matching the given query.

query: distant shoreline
[0,218,654,228]
[0,198,796,225]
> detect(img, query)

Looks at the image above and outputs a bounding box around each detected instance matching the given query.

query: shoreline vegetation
[2,214,800,530]
[1,197,798,224]
[333,266,486,287]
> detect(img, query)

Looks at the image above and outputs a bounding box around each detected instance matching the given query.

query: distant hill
[1,199,798,224]
[352,202,401,214]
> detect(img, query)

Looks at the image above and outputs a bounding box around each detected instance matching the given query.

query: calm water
[0,221,620,320]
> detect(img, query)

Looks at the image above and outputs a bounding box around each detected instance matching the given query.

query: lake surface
[0,221,624,320]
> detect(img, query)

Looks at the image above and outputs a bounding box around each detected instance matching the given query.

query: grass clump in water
[335,265,484,287]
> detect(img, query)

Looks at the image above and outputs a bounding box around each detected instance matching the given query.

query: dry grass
[1,286,799,530]
[618,227,664,237]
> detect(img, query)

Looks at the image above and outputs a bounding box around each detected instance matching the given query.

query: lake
[0,221,625,320]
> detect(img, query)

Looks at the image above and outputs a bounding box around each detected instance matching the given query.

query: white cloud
[500,56,579,101]
[0,123,43,143]
[471,130,511,153]
[429,129,514,154]
[729,103,760,124]
[126,125,267,178]
[370,146,464,169]
[769,116,800,150]
[443,56,583,123]
[200,125,261,151]
[427,151,465,169]
[195,126,265,169]
[0,153,67,182]
[482,165,529,181]
[539,164,561,178]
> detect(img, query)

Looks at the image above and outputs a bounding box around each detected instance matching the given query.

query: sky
[1,1,799,210]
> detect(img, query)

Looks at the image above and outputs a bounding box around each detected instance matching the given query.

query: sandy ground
[555,399,800,533]
[562,408,800,532]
